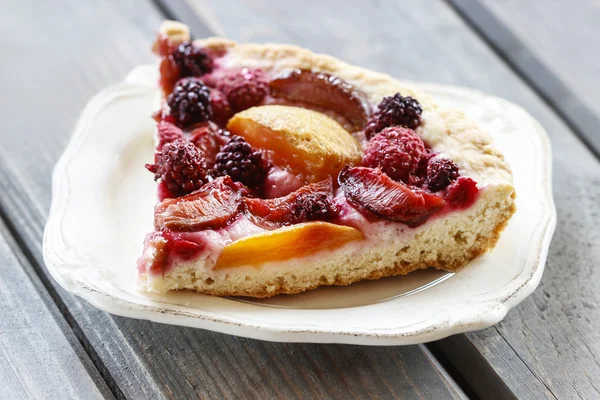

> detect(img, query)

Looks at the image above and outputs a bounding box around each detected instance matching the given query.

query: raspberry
[146,139,208,197]
[364,93,423,139]
[445,177,478,209]
[171,42,213,78]
[156,120,185,151]
[209,89,233,127]
[426,157,460,192]
[213,135,268,189]
[167,78,212,128]
[362,126,426,183]
[217,68,269,112]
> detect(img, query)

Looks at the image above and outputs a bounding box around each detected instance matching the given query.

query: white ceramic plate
[43,65,556,345]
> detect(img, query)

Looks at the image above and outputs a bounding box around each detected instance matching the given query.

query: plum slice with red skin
[244,177,338,229]
[269,70,371,131]
[339,166,445,227]
[154,176,243,231]
[188,122,229,167]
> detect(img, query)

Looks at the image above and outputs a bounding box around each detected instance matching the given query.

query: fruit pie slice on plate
[45,19,556,343]
[137,21,516,298]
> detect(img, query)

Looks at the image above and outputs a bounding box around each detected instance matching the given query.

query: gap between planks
[447,0,600,160]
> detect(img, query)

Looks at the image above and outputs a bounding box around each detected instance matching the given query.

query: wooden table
[2,0,599,398]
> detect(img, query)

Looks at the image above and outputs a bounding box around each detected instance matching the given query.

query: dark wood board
[0,0,467,398]
[0,220,113,399]
[173,0,600,398]
[448,0,600,159]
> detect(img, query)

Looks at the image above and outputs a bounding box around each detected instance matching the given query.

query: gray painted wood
[449,0,600,158]
[0,0,467,398]
[186,0,600,398]
[0,220,113,399]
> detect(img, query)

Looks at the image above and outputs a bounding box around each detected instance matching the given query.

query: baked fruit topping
[214,222,364,270]
[365,93,423,139]
[339,166,445,227]
[188,123,225,167]
[216,68,269,112]
[426,157,460,192]
[171,41,213,78]
[154,33,176,57]
[269,70,371,131]
[148,231,204,273]
[156,120,185,151]
[362,126,426,183]
[213,135,269,190]
[445,177,479,209]
[154,176,243,231]
[227,105,362,182]
[209,89,233,127]
[167,78,212,128]
[158,58,181,97]
[154,32,213,95]
[244,178,337,229]
[146,139,208,198]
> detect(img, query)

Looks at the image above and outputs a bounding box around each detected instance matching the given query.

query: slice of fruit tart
[137,21,516,298]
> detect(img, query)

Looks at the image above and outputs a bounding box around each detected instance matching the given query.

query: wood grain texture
[449,0,600,158]
[0,220,113,399]
[188,0,600,398]
[0,0,466,398]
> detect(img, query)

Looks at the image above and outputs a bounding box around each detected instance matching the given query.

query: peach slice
[214,221,364,270]
[227,105,362,183]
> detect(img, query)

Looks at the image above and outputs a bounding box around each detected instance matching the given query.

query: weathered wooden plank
[0,220,113,400]
[449,0,600,158]
[184,0,600,398]
[151,0,215,38]
[0,0,467,398]
[0,151,466,397]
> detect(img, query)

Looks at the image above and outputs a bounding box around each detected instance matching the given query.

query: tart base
[139,22,517,298]
[139,185,515,298]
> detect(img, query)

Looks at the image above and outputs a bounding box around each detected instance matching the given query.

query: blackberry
[172,42,213,77]
[213,135,268,189]
[426,157,459,192]
[290,191,338,222]
[167,78,212,127]
[365,93,423,139]
[146,139,208,197]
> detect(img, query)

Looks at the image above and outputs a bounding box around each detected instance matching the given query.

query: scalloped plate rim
[42,65,556,345]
